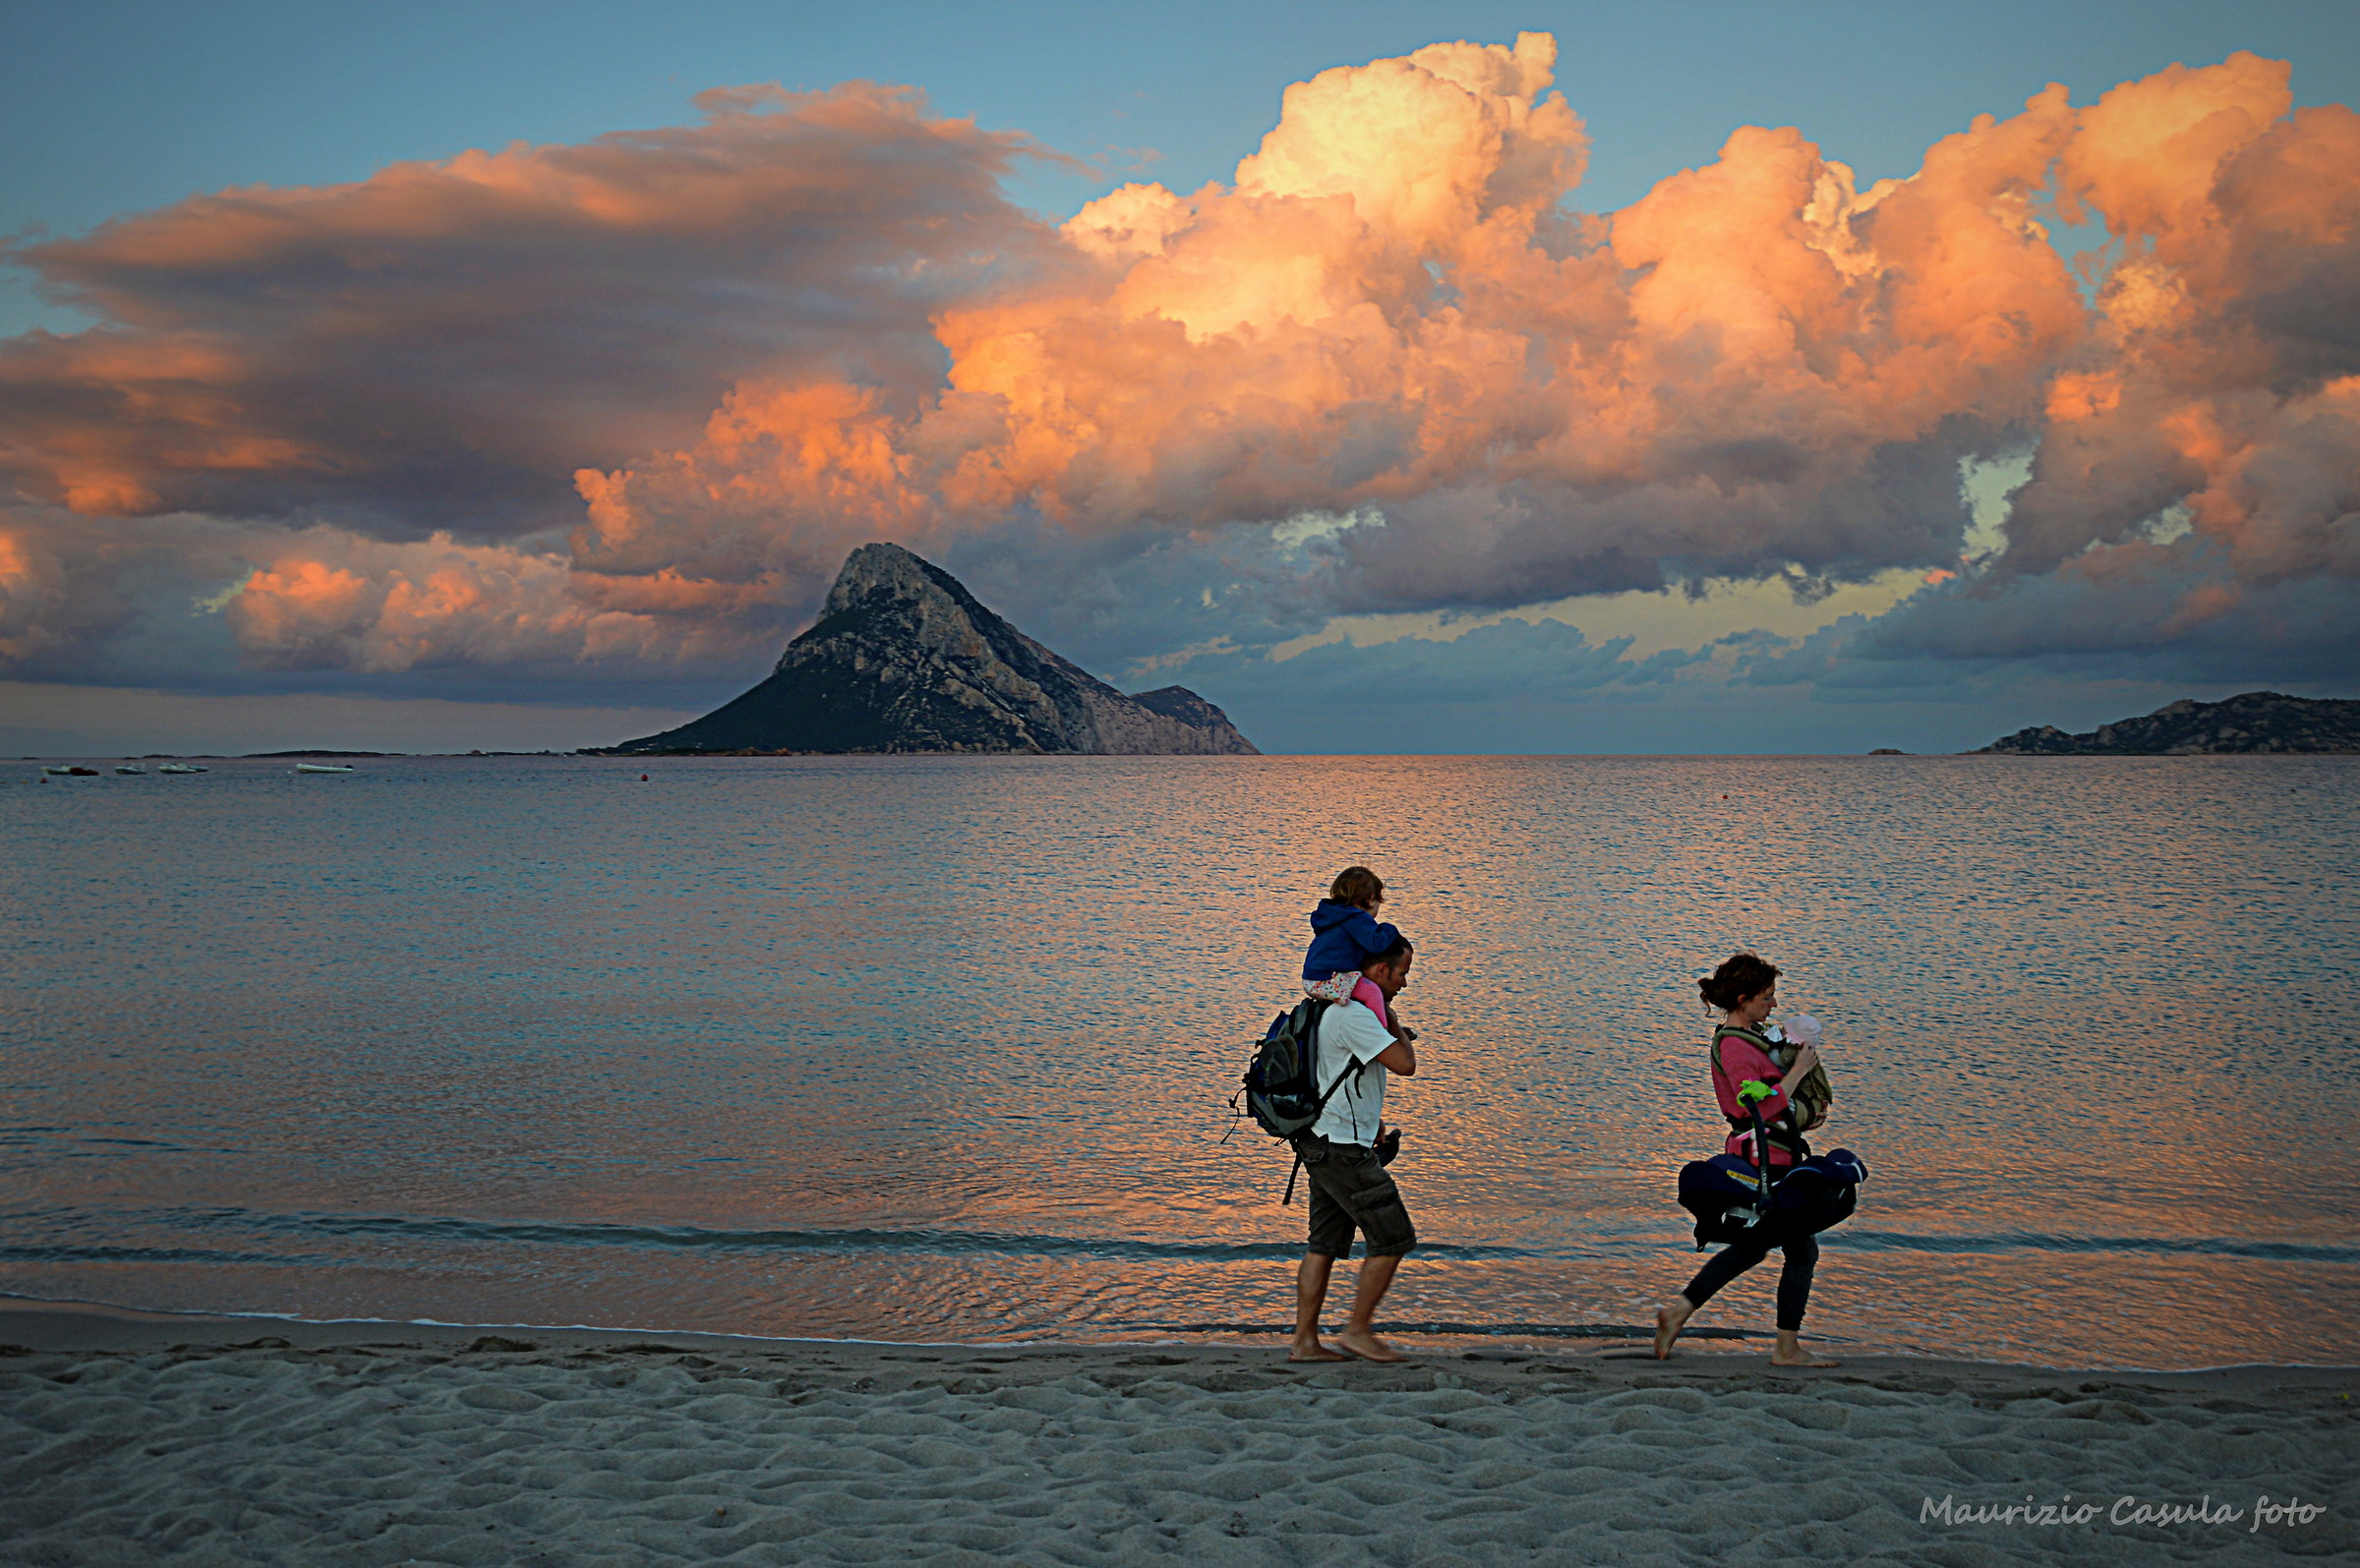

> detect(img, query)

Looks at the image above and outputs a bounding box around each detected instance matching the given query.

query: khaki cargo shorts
[1298,1135,1417,1258]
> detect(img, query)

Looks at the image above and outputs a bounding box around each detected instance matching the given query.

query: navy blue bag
[1678,1153,1772,1247]
[1770,1149,1867,1236]
[1677,1148,1867,1249]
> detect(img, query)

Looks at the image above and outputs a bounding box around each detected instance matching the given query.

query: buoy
[641,774,649,782]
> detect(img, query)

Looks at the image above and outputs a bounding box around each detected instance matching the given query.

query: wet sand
[1,1299,2352,1565]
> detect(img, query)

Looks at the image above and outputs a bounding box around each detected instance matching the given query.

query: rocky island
[610,544,1259,755]
[1976,691,2360,754]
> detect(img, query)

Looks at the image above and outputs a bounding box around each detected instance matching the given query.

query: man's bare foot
[1654,1298,1695,1360]
[1333,1326,1404,1363]
[1287,1343,1349,1363]
[1770,1331,1838,1367]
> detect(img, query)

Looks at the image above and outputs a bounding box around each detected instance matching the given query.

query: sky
[3,0,2357,755]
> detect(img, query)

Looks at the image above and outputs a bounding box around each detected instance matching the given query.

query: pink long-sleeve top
[1710,1027,1798,1168]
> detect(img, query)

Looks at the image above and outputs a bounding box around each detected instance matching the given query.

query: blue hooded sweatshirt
[1303,899,1401,981]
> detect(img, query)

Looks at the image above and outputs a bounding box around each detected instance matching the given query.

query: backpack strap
[1302,1051,1369,1140]
[1282,1034,1372,1205]
[1711,1023,1784,1097]
[1312,990,1385,1102]
[1281,1063,1366,1207]
[1706,1028,1746,1108]
[1715,1020,1782,1058]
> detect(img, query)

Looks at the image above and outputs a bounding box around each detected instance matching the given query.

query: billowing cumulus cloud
[1992,59,2360,586]
[0,33,2353,733]
[566,31,2100,624]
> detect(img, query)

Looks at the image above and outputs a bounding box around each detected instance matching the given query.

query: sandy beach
[0,1300,2350,1566]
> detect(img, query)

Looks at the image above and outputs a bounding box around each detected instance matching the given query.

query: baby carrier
[1678,1041,1866,1249]
[1710,1021,1824,1157]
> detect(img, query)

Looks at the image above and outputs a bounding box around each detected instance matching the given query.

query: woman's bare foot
[1653,1297,1695,1360]
[1334,1326,1404,1363]
[1287,1342,1349,1363]
[1770,1330,1838,1367]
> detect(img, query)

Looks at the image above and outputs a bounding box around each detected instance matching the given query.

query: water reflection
[0,754,2353,1367]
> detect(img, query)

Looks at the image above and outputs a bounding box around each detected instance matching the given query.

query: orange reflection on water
[1,754,2353,1367]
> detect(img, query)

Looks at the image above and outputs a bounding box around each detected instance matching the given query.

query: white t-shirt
[1311,997,1394,1146]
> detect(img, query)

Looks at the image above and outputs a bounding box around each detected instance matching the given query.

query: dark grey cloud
[1331,429,1991,614]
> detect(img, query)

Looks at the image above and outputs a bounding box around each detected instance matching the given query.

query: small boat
[157,763,207,775]
[115,766,146,775]
[41,766,99,777]
[294,763,356,774]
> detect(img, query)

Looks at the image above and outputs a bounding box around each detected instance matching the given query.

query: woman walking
[1655,953,1838,1367]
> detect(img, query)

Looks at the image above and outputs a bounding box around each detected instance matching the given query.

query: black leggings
[1682,1225,1819,1332]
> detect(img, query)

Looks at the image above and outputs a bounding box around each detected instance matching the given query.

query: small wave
[0,1242,327,1267]
[142,1207,1550,1263]
[13,1204,2355,1268]
[1835,1229,2360,1264]
[1150,1321,1760,1340]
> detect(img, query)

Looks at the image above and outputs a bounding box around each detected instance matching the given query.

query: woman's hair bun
[1699,952,1780,1011]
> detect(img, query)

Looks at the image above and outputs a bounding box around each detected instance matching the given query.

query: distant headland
[1976,692,2360,755]
[602,544,1259,757]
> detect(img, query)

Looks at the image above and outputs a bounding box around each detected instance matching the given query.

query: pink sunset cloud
[0,34,2352,685]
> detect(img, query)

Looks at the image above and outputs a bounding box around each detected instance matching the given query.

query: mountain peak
[613,544,1259,756]
[821,541,949,616]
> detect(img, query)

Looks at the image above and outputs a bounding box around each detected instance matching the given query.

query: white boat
[115,766,146,775]
[157,763,207,775]
[294,763,356,774]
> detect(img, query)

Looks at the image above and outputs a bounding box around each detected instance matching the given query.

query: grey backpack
[1240,998,1368,1139]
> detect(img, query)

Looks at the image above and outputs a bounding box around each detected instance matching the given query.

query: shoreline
[5,1292,2352,1379]
[4,1292,2350,1389]
[5,1296,2352,1565]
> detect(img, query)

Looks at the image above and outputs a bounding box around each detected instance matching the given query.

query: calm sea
[2,754,2353,1368]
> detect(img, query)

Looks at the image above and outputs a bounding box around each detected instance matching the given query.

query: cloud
[0,81,1048,531]
[220,528,777,673]
[570,31,2094,621]
[0,504,257,679]
[1986,57,2360,587]
[1839,538,2360,686]
[0,504,783,694]
[0,34,2353,740]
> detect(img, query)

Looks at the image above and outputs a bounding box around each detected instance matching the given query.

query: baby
[1766,1013,1834,1132]
[1302,865,1411,1036]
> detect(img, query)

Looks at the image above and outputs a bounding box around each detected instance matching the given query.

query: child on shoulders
[1303,866,1413,1037]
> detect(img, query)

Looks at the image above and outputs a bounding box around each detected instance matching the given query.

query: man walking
[1289,936,1418,1364]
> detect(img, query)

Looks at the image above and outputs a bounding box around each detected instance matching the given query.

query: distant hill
[1976,692,2360,755]
[609,543,1259,756]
